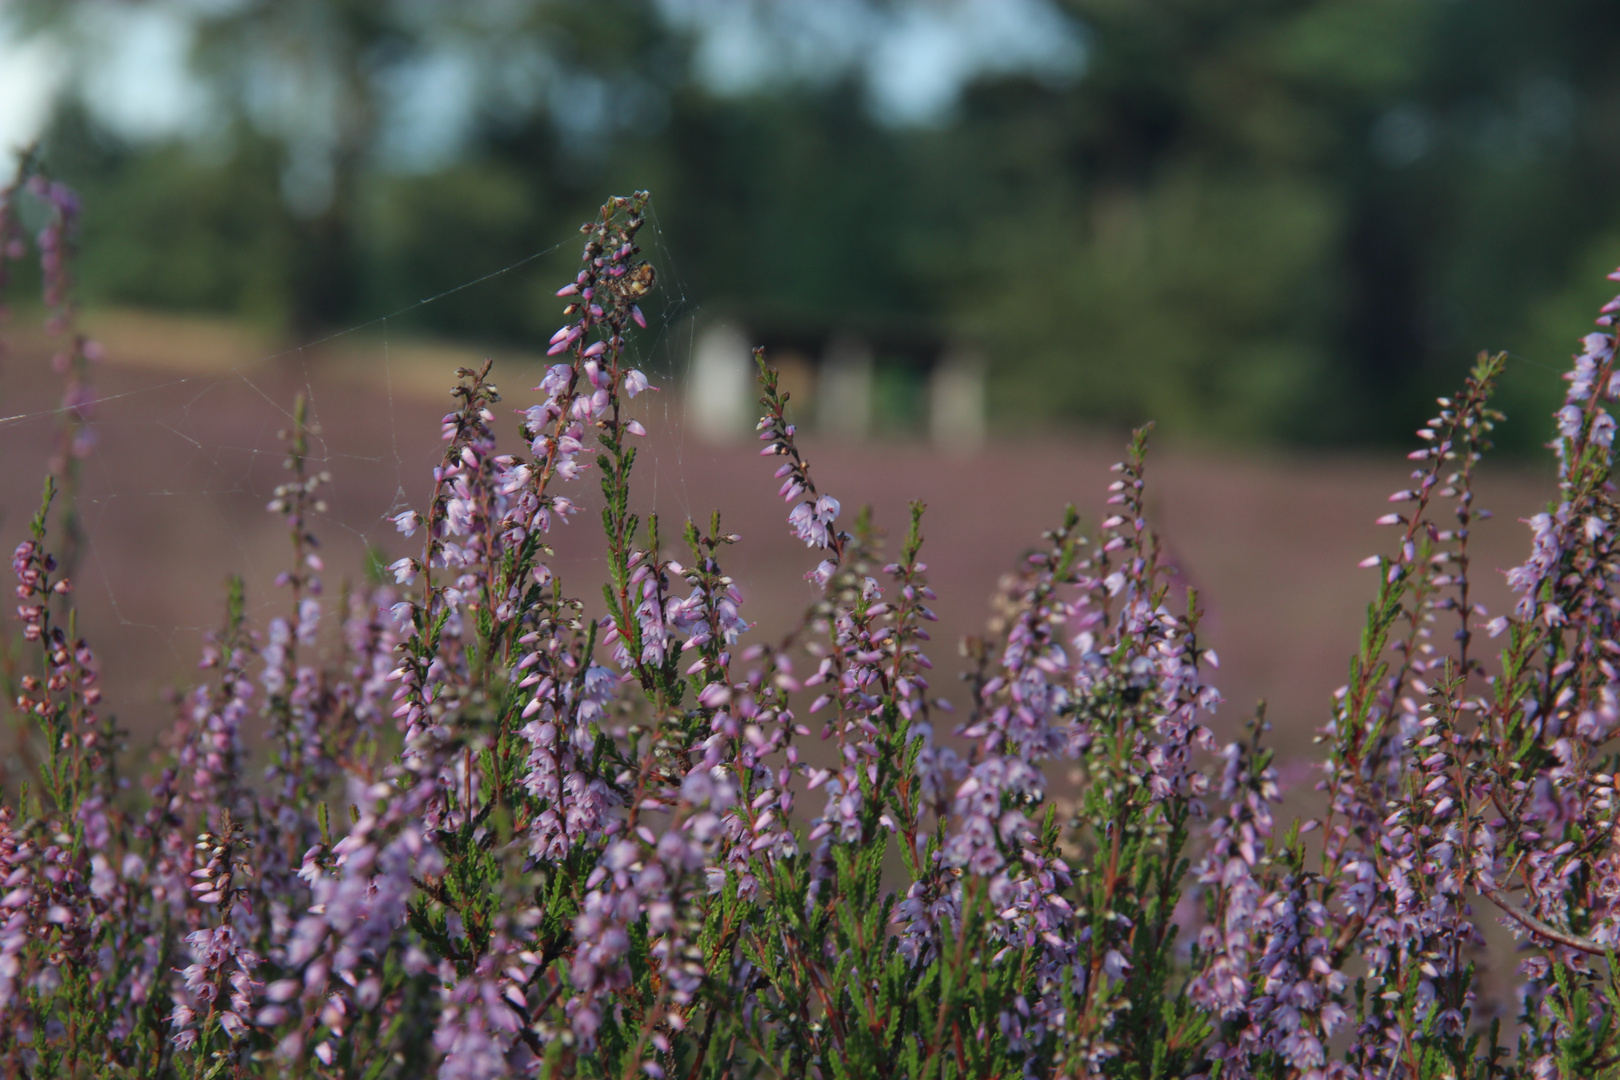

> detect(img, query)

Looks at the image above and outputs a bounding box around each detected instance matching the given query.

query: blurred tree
[185,0,396,334]
[1372,0,1620,446]
[16,0,690,339]
[39,100,296,328]
[921,0,1620,446]
[913,0,1434,442]
[648,78,926,326]
[12,0,1620,448]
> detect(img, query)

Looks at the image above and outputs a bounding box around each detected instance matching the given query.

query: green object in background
[871,360,927,436]
[15,0,1620,451]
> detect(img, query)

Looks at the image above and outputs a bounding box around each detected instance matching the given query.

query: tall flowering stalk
[0,154,100,581]
[1183,355,1509,1078]
[11,184,1620,1079]
[1187,300,1620,1080]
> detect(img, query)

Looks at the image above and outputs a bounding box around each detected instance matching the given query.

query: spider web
[0,193,1557,763]
[0,203,735,742]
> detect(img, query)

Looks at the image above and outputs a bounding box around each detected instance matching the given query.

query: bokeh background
[0,0,1614,771]
[9,0,1620,444]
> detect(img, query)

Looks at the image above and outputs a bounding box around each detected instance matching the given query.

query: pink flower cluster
[8,186,1620,1078]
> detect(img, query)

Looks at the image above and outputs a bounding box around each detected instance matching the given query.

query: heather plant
[8,172,1620,1080]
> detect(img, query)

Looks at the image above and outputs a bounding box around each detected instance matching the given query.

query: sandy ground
[0,310,1561,795]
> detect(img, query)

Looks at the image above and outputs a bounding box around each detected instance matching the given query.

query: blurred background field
[0,312,1558,779]
[0,0,1612,776]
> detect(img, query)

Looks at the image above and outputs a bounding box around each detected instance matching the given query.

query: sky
[0,28,62,157]
[0,0,1085,165]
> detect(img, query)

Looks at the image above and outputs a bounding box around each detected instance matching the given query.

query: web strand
[0,213,718,723]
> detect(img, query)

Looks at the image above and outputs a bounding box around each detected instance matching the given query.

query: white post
[817,334,872,438]
[929,347,986,453]
[686,321,754,444]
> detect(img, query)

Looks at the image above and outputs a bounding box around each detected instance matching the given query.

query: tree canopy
[13,0,1620,448]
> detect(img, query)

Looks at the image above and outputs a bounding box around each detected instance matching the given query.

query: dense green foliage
[14,0,1620,446]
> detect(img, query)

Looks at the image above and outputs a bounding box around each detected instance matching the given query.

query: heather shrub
[5,171,1620,1079]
